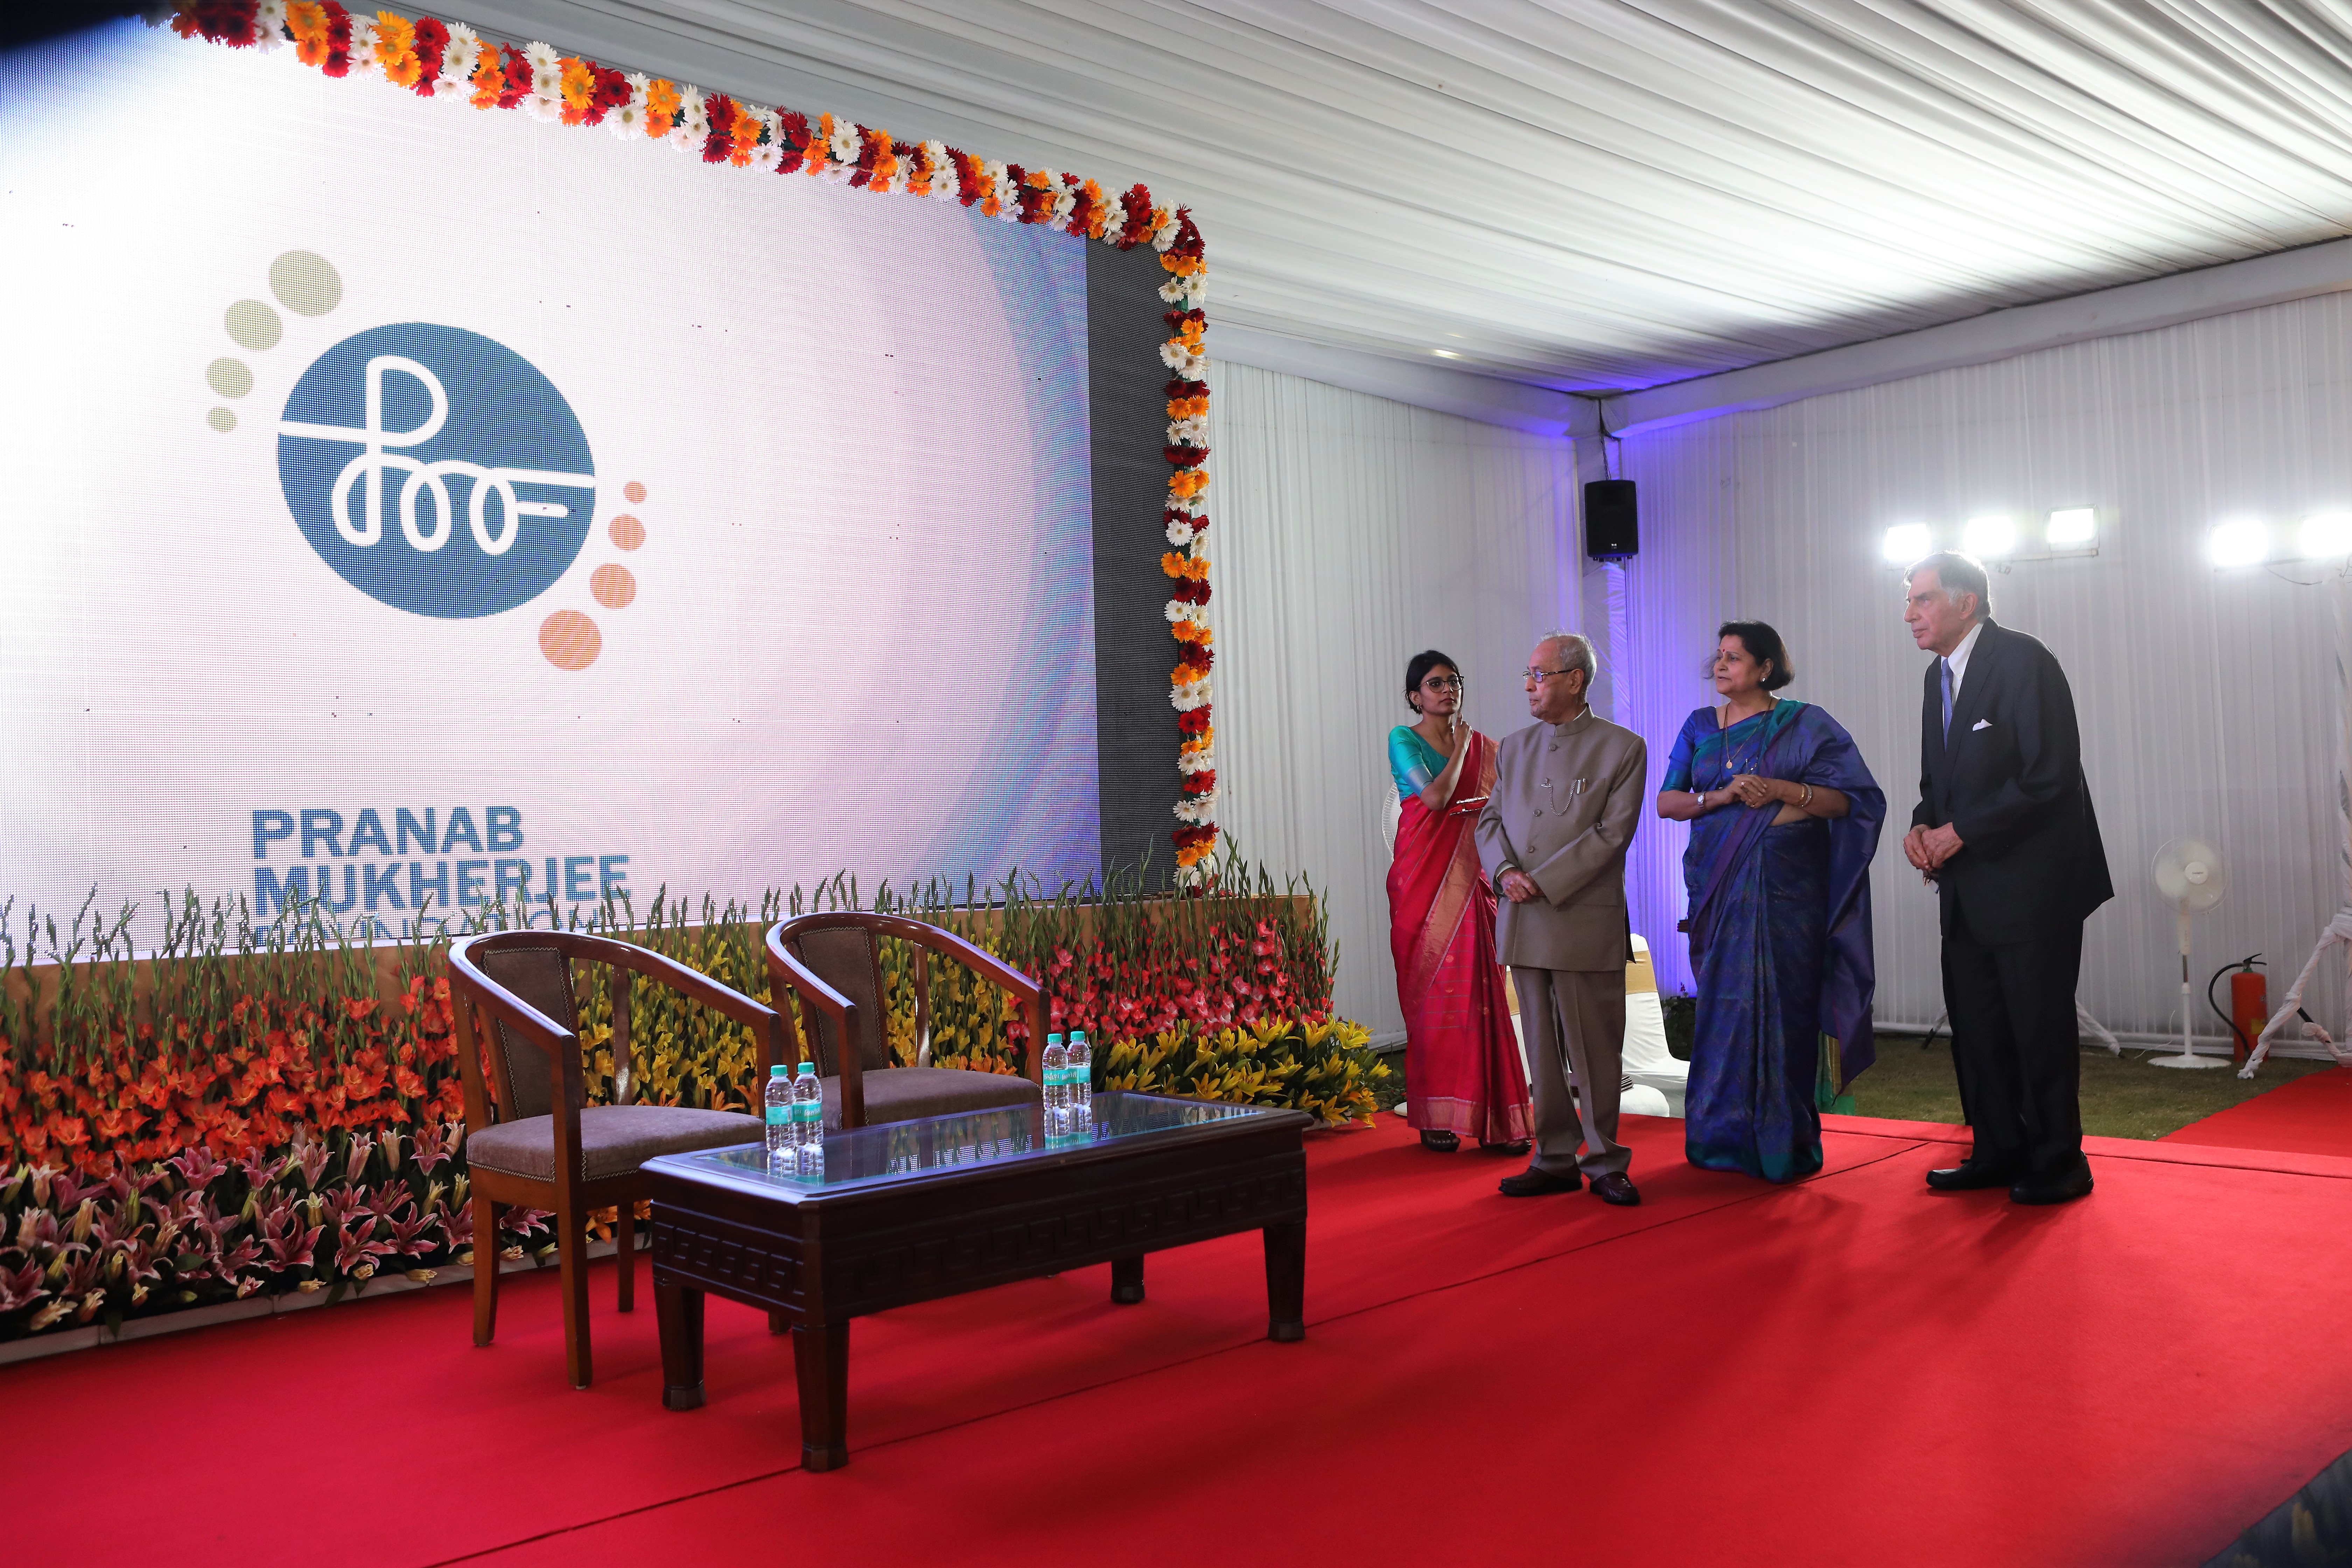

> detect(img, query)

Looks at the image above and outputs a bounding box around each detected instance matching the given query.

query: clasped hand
[1498,869,1543,904]
[1723,774,1776,808]
[1903,822,1963,878]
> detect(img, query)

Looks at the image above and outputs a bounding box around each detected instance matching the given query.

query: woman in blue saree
[1658,622,1884,1183]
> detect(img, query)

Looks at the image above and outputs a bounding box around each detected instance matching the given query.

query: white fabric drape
[1204,360,1577,1033]
[1616,290,2352,1039]
[440,1,2352,391]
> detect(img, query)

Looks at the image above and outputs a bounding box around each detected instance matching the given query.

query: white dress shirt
[1943,620,1985,700]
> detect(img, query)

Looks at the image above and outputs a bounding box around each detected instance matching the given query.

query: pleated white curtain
[1618,291,2352,1042]
[1203,360,1579,1035]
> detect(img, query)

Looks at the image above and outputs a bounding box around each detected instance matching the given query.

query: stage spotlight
[2207,517,2269,568]
[2046,507,2098,546]
[1962,514,2016,557]
[2299,513,2352,559]
[1881,523,1931,563]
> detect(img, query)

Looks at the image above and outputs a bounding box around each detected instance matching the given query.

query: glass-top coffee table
[643,1091,1313,1470]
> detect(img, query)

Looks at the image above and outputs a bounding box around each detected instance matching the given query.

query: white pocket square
[1970,719,1992,731]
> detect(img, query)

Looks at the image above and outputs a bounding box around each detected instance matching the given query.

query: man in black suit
[1902,552,2112,1205]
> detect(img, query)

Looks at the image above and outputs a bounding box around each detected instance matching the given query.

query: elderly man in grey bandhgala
[1475,631,1649,1205]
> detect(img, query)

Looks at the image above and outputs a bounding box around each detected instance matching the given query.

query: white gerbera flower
[830,119,860,164]
[1165,520,1196,547]
[346,15,378,74]
[441,26,480,84]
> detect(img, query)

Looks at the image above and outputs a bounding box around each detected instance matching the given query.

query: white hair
[1536,630,1594,681]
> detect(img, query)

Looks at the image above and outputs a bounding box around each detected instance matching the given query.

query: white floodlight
[1963,514,2017,558]
[2299,513,2352,560]
[1881,523,1931,564]
[2207,517,2269,568]
[2046,507,2098,547]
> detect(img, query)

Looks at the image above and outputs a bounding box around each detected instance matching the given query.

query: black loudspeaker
[1584,479,1638,561]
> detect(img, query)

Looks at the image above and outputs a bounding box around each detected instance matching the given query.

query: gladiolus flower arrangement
[1,866,1373,1344]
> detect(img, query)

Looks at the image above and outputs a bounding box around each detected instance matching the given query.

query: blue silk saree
[1663,701,1884,1182]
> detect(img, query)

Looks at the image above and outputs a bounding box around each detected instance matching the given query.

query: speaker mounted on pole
[1584,479,1638,562]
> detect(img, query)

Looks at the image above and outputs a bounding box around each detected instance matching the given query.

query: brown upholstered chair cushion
[467,1105,760,1182]
[821,1067,1041,1130]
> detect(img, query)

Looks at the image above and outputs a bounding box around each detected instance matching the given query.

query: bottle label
[766,1105,788,1126]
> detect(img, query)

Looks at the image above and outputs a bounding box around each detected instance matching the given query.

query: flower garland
[167,2,1221,884]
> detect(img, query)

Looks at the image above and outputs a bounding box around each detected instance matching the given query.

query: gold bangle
[1801,784,1815,810]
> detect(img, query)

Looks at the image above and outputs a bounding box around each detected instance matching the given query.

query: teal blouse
[1388,726,1446,802]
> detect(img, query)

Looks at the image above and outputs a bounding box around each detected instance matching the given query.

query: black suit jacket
[1914,620,2112,942]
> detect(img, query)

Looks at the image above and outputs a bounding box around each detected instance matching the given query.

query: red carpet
[9,1113,2349,1568]
[2165,1063,2352,1158]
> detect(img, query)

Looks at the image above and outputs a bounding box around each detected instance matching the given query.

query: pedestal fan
[2151,838,2232,1069]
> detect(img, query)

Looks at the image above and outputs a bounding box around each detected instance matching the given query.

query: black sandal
[1419,1130,1460,1153]
[1481,1139,1532,1156]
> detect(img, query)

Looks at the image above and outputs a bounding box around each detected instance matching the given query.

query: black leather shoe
[1925,1161,2014,1192]
[1419,1130,1460,1153]
[1498,1166,1580,1197]
[2010,1163,2094,1206]
[1588,1171,1642,1206]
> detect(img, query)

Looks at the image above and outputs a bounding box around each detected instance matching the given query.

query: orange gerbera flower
[560,56,595,122]
[645,78,681,137]
[469,43,505,109]
[376,12,420,85]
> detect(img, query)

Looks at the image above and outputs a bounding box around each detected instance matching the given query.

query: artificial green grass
[1380,994,2332,1141]
[1847,1034,2334,1141]
[1664,992,2333,1140]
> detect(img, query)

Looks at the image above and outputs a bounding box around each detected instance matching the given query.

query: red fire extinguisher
[2208,955,2268,1066]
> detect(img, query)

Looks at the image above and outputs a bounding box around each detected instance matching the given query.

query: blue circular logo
[277,323,595,619]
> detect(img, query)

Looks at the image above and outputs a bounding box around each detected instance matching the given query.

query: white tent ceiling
[440,0,2352,398]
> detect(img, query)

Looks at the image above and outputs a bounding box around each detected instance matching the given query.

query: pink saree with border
[1386,732,1534,1144]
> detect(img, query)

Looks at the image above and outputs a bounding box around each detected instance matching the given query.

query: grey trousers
[1510,966,1628,1178]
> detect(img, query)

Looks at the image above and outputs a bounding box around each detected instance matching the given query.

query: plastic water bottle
[791,1060,823,1153]
[763,1064,792,1161]
[1042,1032,1068,1134]
[1067,1030,1092,1128]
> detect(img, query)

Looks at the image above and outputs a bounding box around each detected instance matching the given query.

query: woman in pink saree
[1386,651,1534,1154]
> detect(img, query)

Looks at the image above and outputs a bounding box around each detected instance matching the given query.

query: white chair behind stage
[1380,781,1684,1118]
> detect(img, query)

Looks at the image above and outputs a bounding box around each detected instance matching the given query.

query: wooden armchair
[764,913,1045,1130]
[449,930,786,1389]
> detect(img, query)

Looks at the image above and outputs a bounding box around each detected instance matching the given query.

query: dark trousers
[1942,909,2085,1178]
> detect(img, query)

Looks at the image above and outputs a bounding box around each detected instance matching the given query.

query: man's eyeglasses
[1420,674,1464,690]
[1522,666,1573,683]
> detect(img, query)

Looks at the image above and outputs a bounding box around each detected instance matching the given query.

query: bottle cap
[1047,1033,1064,1046]
[796,1060,817,1074]
[1071,1030,1087,1044]
[770,1064,788,1077]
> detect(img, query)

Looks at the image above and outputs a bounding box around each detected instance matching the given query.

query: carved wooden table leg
[1262,1220,1305,1342]
[657,1282,706,1410]
[793,1319,852,1471]
[1110,1253,1146,1304]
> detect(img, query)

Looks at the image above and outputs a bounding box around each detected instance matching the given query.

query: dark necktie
[1940,658,1955,742]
